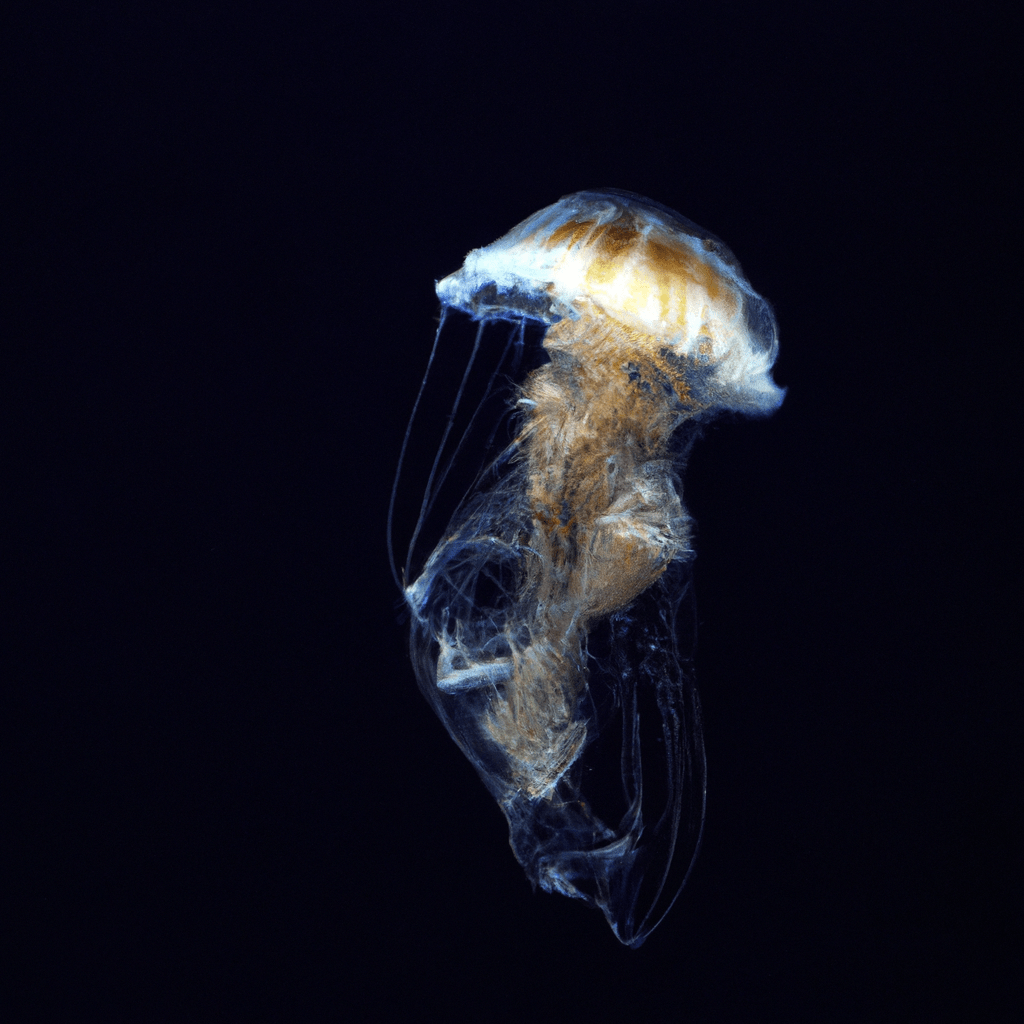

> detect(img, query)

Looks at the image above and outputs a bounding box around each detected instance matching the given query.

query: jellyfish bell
[437,188,784,416]
[395,189,784,947]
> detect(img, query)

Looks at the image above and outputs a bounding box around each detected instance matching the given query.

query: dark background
[5,3,1017,1020]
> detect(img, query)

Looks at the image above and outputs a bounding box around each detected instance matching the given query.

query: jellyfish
[389,189,784,947]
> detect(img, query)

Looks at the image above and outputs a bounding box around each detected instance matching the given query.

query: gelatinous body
[391,190,783,946]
